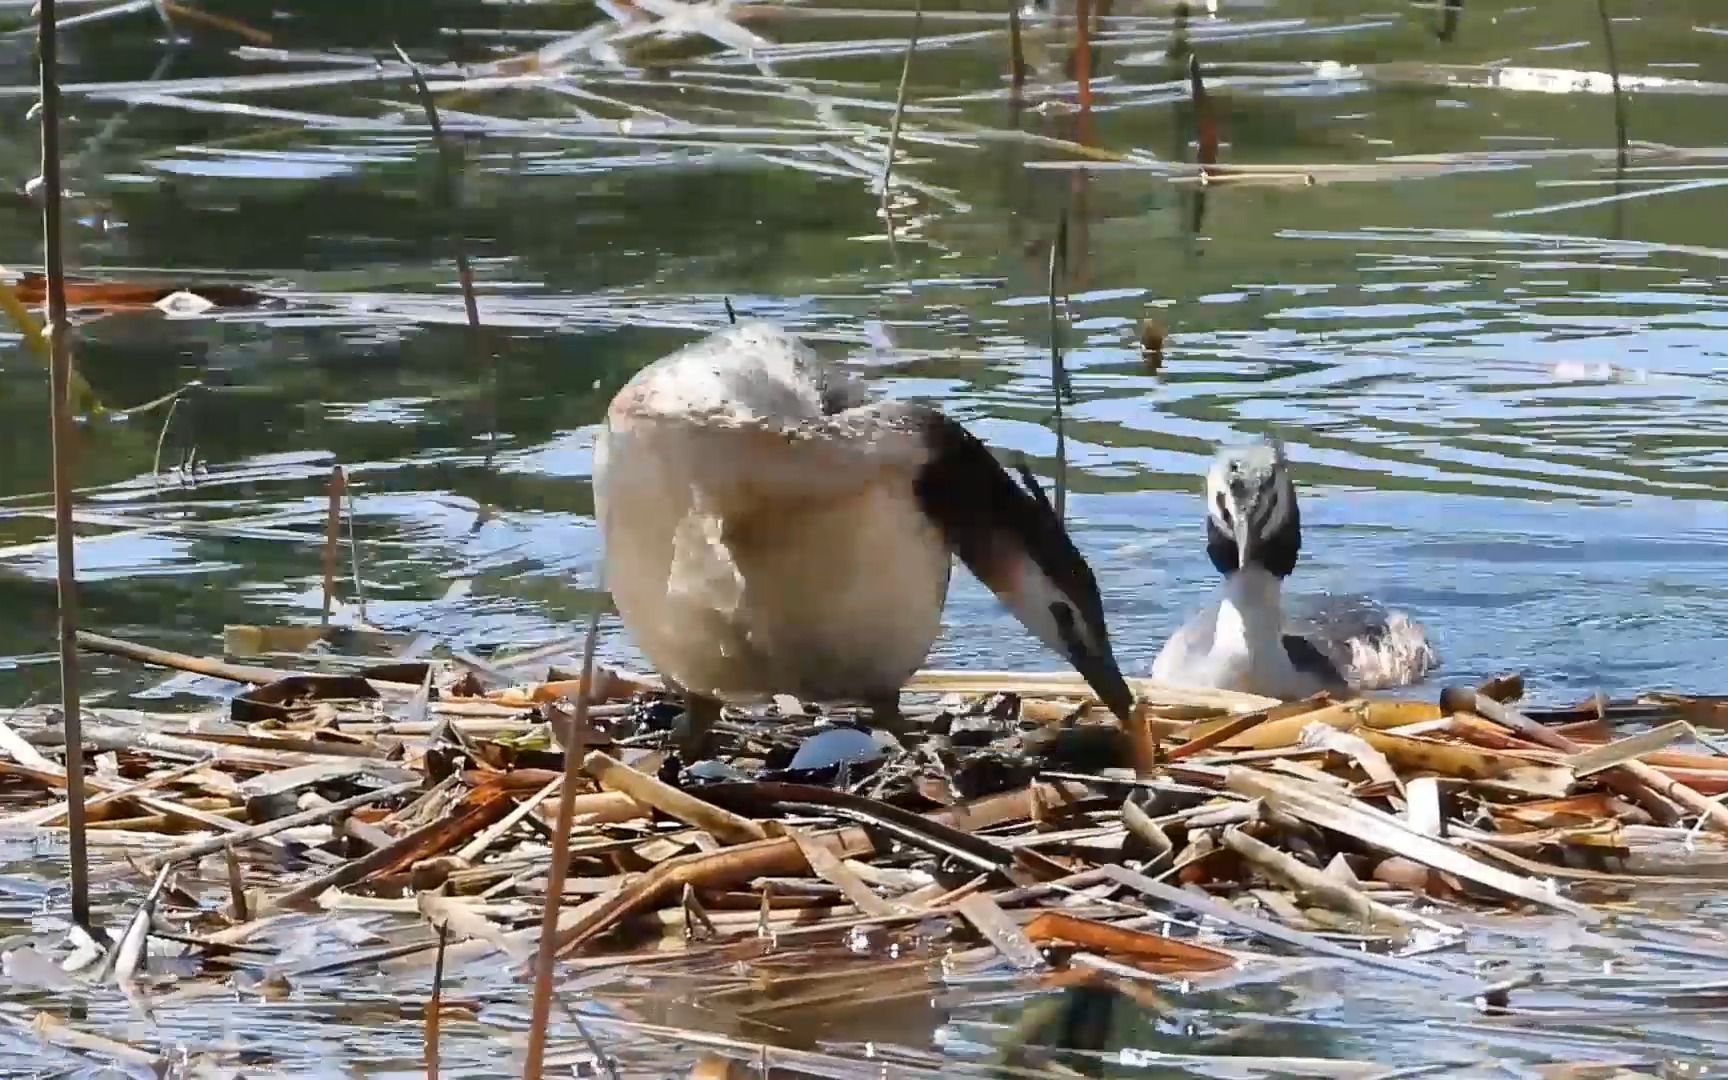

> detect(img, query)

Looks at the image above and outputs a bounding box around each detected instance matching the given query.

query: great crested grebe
[1151,440,1436,700]
[593,320,1135,753]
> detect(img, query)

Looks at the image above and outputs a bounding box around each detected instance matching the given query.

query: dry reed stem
[1595,0,1628,168]
[879,0,923,221]
[36,0,90,931]
[395,45,482,336]
[956,892,1044,970]
[1221,826,1420,931]
[425,921,449,1079]
[159,0,273,46]
[344,481,368,625]
[1072,0,1091,114]
[150,393,180,481]
[224,846,248,921]
[1046,209,1069,522]
[584,750,767,845]
[1189,54,1218,168]
[523,596,603,1079]
[143,779,419,872]
[1448,688,1728,832]
[785,825,900,916]
[322,465,344,628]
[1226,768,1599,921]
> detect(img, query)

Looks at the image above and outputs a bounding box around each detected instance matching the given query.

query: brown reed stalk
[37,0,90,930]
[523,597,605,1078]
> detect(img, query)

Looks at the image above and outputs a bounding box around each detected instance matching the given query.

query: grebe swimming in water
[1150,440,1437,699]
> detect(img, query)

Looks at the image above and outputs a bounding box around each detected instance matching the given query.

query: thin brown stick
[523,595,604,1079]
[344,481,368,626]
[1595,0,1627,169]
[425,921,449,1079]
[879,0,924,221]
[322,465,344,628]
[394,44,493,451]
[37,0,89,930]
[394,45,481,335]
[224,846,248,922]
[1189,54,1218,169]
[159,0,273,46]
[77,629,295,685]
[1047,209,1070,522]
[1072,0,1092,114]
[150,393,180,482]
[1007,5,1026,96]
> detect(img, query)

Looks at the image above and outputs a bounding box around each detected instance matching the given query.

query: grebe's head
[1204,439,1301,578]
[912,415,1135,723]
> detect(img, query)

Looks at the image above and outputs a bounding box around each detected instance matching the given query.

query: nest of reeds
[3,627,1727,1075]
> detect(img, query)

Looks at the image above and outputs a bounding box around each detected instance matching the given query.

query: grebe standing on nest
[593,320,1136,753]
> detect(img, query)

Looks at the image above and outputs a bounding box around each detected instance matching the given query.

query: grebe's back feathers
[1285,592,1438,691]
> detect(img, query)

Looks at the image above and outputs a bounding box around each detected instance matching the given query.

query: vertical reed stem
[1595,0,1627,169]
[322,465,344,628]
[523,598,604,1078]
[37,0,90,930]
[1073,0,1092,114]
[1047,211,1069,523]
[880,0,924,217]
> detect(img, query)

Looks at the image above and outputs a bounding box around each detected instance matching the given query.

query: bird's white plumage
[1150,565,1335,700]
[593,321,952,705]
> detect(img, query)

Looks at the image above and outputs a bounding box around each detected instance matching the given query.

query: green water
[0,0,1726,1073]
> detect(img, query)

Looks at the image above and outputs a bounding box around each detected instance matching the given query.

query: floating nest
[1,627,1725,1075]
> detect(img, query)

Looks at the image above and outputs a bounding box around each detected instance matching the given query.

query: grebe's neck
[1215,565,1287,652]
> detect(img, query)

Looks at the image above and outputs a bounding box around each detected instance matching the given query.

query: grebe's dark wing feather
[1281,633,1346,688]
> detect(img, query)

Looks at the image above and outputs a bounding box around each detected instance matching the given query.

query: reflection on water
[1,0,1726,1072]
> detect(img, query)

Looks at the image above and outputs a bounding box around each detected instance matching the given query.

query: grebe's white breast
[1151,566,1340,701]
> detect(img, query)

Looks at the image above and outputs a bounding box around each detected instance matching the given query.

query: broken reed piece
[1441,685,1728,835]
[142,779,420,872]
[1021,909,1236,974]
[424,920,449,1080]
[267,785,515,912]
[582,750,767,846]
[1126,701,1162,776]
[1475,671,1524,703]
[1220,825,1422,933]
[1162,698,1282,762]
[878,0,923,217]
[1226,767,1600,922]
